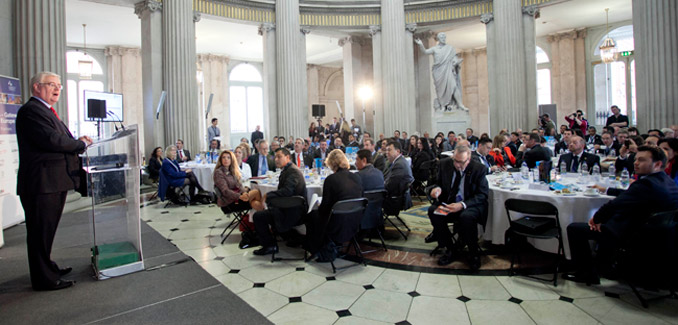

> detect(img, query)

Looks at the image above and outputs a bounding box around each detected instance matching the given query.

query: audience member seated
[207,139,220,163]
[412,137,434,184]
[313,139,330,164]
[427,146,489,269]
[516,133,552,168]
[147,146,163,182]
[306,149,363,256]
[586,126,603,146]
[330,137,345,152]
[175,139,191,162]
[161,145,204,202]
[508,132,521,154]
[564,146,678,284]
[291,138,313,168]
[443,131,457,151]
[466,128,479,145]
[615,136,643,176]
[362,138,386,173]
[432,134,445,158]
[595,132,620,156]
[252,148,307,255]
[659,138,678,185]
[356,149,386,192]
[554,129,573,154]
[248,140,275,177]
[558,136,600,173]
[213,150,263,214]
[237,143,251,163]
[644,135,660,147]
[472,138,500,173]
[234,146,252,181]
[488,134,514,169]
[661,127,675,139]
[269,141,281,156]
[384,141,414,210]
[405,135,419,157]
[347,134,359,148]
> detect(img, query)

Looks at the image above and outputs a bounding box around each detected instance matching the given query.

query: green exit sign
[620,50,634,57]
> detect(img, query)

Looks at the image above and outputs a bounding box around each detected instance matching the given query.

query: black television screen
[84,90,123,122]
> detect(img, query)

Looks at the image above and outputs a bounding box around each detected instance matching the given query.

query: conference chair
[504,198,563,287]
[324,198,369,273]
[616,209,678,308]
[382,182,413,240]
[158,169,189,208]
[360,190,388,252]
[266,195,308,262]
[214,187,251,244]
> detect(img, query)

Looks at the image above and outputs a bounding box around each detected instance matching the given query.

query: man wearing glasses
[16,72,93,291]
[427,145,489,270]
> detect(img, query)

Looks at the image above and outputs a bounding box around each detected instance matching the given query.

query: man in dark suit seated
[471,138,498,174]
[347,134,360,148]
[585,126,603,146]
[557,136,601,173]
[175,139,191,162]
[384,140,414,211]
[466,128,479,145]
[363,138,387,173]
[291,138,313,168]
[313,140,330,164]
[564,146,678,284]
[330,137,345,152]
[248,140,275,176]
[516,133,552,168]
[554,129,573,154]
[356,149,385,192]
[427,146,489,269]
[595,132,620,156]
[252,148,307,255]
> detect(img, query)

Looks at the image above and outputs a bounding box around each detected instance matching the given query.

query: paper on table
[308,193,322,213]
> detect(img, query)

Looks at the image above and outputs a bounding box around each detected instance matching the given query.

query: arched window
[65,50,105,137]
[593,25,636,126]
[229,63,263,135]
[536,46,551,105]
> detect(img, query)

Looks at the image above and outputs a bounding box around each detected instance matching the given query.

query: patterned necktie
[571,155,579,172]
[50,107,60,120]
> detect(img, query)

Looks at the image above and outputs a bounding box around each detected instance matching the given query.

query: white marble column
[482,3,539,134]
[404,23,418,133]
[259,23,277,138]
[633,0,678,130]
[307,64,319,123]
[381,0,413,134]
[105,46,144,150]
[339,36,367,123]
[162,2,200,153]
[370,26,384,138]
[197,54,230,149]
[135,0,164,157]
[15,0,68,121]
[275,0,308,138]
[414,31,435,134]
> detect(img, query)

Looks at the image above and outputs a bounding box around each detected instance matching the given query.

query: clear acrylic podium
[83,125,144,280]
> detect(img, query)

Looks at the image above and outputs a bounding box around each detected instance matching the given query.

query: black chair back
[362,190,386,229]
[267,195,307,210]
[328,198,368,244]
[504,198,560,236]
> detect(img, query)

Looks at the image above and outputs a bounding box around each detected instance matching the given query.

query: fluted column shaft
[370,27,384,137]
[276,0,308,138]
[162,1,199,153]
[15,0,67,122]
[633,0,678,130]
[381,0,413,134]
[259,23,277,139]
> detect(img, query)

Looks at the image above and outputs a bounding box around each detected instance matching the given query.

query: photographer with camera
[538,113,556,136]
[566,110,588,135]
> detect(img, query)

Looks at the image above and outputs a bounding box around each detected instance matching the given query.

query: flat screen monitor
[84,90,123,122]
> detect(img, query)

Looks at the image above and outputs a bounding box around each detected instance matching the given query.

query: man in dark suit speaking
[428,145,489,269]
[16,72,93,291]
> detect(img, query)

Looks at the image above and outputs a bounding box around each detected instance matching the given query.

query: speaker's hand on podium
[79,135,93,146]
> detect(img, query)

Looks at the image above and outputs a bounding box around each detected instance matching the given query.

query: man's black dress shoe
[35,279,74,291]
[59,267,72,276]
[469,255,481,271]
[437,250,456,266]
[562,273,600,285]
[424,232,436,243]
[253,246,279,256]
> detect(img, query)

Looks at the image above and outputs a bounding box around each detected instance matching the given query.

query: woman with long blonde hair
[213,150,264,213]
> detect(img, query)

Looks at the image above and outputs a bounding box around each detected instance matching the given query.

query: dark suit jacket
[177,148,192,161]
[412,150,434,182]
[434,158,490,227]
[467,135,479,145]
[265,162,307,231]
[313,148,329,164]
[16,97,86,195]
[594,172,678,238]
[247,153,275,176]
[358,165,385,192]
[471,151,496,173]
[517,145,552,169]
[557,152,601,173]
[506,142,518,156]
[291,151,313,168]
[596,143,621,156]
[147,157,162,180]
[554,141,568,154]
[318,168,363,220]
[372,152,387,173]
[384,155,414,210]
[329,145,345,153]
[586,134,603,145]
[250,130,264,148]
[615,153,636,175]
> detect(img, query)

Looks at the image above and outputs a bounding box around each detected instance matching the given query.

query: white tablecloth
[253,178,323,204]
[181,163,216,192]
[484,175,614,258]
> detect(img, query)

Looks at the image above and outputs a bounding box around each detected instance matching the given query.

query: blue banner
[0,75,21,135]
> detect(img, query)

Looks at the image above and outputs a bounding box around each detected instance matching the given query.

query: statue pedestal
[433,109,471,135]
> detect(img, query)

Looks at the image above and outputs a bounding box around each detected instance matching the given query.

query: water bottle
[609,148,616,157]
[620,168,630,188]
[532,168,540,183]
[581,162,588,176]
[521,162,529,180]
[592,164,601,181]
[608,164,616,180]
[560,161,567,174]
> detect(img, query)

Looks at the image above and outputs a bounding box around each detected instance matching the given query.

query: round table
[180,162,216,191]
[484,174,614,258]
[252,175,324,205]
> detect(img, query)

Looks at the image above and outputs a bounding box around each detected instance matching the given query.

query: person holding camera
[538,114,556,136]
[566,110,588,135]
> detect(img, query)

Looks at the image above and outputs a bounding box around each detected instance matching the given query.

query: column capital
[405,23,417,33]
[522,5,540,19]
[472,47,487,56]
[369,25,381,37]
[193,11,201,22]
[414,30,435,41]
[196,53,230,64]
[258,23,275,35]
[480,13,494,25]
[338,36,367,47]
[105,46,141,57]
[134,0,162,19]
[301,26,311,35]
[576,28,587,39]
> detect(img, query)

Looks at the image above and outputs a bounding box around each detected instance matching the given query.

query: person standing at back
[250,125,264,153]
[16,71,93,291]
[207,118,221,149]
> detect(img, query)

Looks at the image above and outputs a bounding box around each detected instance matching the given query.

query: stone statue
[415,32,468,112]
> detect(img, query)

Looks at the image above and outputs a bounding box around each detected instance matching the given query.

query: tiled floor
[141,202,678,325]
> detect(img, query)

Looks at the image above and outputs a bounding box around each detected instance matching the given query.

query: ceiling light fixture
[599,8,618,64]
[78,24,93,79]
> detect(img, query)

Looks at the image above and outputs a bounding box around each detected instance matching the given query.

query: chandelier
[78,24,93,79]
[599,8,618,64]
